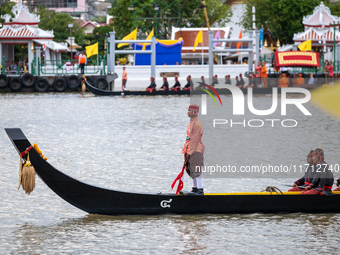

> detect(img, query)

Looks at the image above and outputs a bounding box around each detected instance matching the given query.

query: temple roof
[293,27,340,43]
[0,25,53,40]
[303,1,339,27]
[1,2,40,26]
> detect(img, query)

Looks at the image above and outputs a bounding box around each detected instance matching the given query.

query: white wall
[111,64,249,91]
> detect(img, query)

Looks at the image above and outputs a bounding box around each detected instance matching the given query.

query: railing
[40,56,106,76]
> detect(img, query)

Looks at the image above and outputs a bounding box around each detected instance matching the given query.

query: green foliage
[241,0,326,44]
[0,2,15,23]
[109,0,231,40]
[329,1,340,17]
[85,25,112,58]
[36,6,85,45]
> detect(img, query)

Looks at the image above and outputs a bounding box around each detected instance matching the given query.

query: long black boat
[5,128,340,216]
[84,79,277,96]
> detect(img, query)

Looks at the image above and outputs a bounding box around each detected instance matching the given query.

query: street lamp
[153,4,160,37]
[68,23,73,61]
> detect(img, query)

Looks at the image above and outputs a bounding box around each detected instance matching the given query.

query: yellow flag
[142,29,154,50]
[118,28,137,48]
[85,42,98,58]
[298,39,312,51]
[193,29,203,52]
[312,83,340,120]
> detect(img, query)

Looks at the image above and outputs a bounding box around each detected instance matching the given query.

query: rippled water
[1,92,340,254]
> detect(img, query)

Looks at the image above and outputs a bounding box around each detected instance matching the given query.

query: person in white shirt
[308,73,314,85]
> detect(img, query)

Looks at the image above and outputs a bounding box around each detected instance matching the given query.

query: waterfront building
[293,1,340,61]
[0,2,68,69]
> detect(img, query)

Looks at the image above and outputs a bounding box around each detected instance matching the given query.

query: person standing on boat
[121,66,127,91]
[182,105,205,195]
[288,149,315,191]
[302,148,334,195]
[78,52,87,75]
[261,61,268,88]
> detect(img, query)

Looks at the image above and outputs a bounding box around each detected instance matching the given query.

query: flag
[117,28,137,48]
[142,29,154,50]
[42,44,46,57]
[193,29,203,52]
[237,29,243,49]
[213,30,221,47]
[298,39,312,51]
[85,42,98,58]
[259,27,263,46]
[312,83,340,120]
[171,164,186,194]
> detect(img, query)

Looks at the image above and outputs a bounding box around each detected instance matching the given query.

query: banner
[275,51,320,67]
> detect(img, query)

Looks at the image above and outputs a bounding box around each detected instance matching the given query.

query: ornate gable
[2,2,40,26]
[303,1,339,28]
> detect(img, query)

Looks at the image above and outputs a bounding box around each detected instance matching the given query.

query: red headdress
[313,148,324,164]
[188,104,199,115]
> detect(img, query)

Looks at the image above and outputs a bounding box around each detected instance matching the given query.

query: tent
[134,39,183,65]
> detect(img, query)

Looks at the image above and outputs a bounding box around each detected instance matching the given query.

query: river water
[1,92,340,254]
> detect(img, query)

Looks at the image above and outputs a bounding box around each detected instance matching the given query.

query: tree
[109,0,231,40]
[241,0,327,45]
[36,6,85,45]
[329,1,340,17]
[0,2,15,24]
[77,25,113,58]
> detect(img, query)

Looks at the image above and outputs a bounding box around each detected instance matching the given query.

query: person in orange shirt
[261,61,268,88]
[279,73,289,87]
[296,73,305,85]
[121,66,127,91]
[255,61,262,78]
[292,74,298,86]
[182,104,205,195]
[255,62,262,86]
[78,52,87,74]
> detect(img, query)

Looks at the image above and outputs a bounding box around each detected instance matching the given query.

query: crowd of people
[2,60,28,74]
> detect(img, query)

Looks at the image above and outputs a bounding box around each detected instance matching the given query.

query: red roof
[0,27,34,37]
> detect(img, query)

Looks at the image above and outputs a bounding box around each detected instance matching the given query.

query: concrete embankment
[111,64,249,91]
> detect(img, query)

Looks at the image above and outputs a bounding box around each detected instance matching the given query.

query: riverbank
[111,64,249,90]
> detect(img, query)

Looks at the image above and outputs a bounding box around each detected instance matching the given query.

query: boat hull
[5,128,340,215]
[85,80,278,96]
